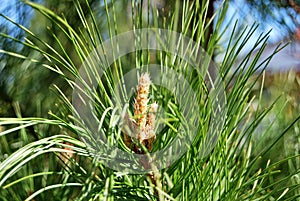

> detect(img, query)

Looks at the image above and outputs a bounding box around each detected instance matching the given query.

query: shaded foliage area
[0,0,108,118]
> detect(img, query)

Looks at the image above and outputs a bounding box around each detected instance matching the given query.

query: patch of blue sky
[215,0,300,64]
[0,0,41,38]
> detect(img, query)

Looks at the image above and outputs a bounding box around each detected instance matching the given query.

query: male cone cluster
[123,73,158,153]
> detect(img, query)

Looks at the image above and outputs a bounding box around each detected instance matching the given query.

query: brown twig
[289,0,300,14]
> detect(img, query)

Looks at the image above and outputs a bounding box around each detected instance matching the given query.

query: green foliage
[0,0,300,200]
